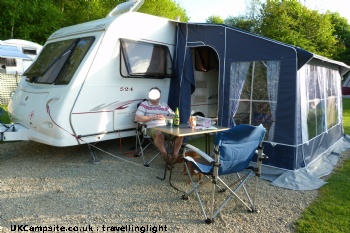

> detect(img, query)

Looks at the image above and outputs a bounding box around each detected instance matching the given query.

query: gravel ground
[0,137,349,233]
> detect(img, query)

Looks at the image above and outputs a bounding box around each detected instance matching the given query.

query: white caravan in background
[0,39,42,74]
[1,0,218,149]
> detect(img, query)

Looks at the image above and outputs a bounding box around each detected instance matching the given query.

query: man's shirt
[135,100,174,127]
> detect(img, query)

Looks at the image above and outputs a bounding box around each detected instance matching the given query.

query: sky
[175,0,350,23]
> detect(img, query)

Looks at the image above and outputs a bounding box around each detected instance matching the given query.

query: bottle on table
[173,107,180,127]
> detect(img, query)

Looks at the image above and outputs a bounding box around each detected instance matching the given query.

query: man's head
[149,87,161,103]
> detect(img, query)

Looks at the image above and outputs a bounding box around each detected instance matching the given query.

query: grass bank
[0,105,9,124]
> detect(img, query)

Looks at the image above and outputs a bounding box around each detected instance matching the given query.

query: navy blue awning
[169,22,349,171]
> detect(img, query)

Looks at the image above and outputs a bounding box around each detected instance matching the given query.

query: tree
[258,0,338,58]
[0,0,63,44]
[0,0,189,45]
[224,0,261,33]
[139,0,189,22]
[225,15,256,32]
[53,0,124,26]
[224,0,350,63]
[206,15,224,24]
[328,12,350,64]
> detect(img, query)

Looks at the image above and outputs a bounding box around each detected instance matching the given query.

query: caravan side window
[120,39,173,78]
[24,37,95,85]
[5,59,17,67]
[23,48,37,55]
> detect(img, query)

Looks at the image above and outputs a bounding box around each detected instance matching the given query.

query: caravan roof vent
[106,0,144,18]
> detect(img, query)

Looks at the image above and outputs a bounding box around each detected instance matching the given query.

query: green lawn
[0,105,10,124]
[342,98,350,135]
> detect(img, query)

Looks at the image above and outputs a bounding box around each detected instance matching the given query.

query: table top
[153,124,229,137]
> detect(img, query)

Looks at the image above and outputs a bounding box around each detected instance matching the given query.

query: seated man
[134,87,183,164]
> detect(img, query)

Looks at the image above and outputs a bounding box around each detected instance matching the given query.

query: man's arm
[134,114,165,123]
[134,114,152,123]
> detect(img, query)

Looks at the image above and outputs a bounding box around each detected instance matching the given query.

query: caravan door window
[24,37,94,84]
[194,47,219,72]
[120,39,173,78]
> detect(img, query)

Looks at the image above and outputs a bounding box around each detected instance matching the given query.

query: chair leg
[240,175,255,212]
[252,145,266,212]
[134,131,143,157]
[143,151,160,167]
[182,161,211,222]
[134,130,139,156]
[136,134,147,165]
[207,175,217,223]
[135,131,160,167]
[213,172,255,217]
[139,142,152,166]
[181,177,208,199]
[181,161,208,198]
[168,165,183,192]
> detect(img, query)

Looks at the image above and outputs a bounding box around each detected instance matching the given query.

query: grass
[2,100,350,232]
[295,98,350,233]
[0,105,10,124]
[295,161,350,232]
[342,98,350,134]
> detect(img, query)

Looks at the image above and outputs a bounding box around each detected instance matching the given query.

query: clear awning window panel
[299,64,342,143]
[229,61,280,141]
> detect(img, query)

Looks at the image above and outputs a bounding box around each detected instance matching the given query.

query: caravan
[2,0,217,147]
[0,39,42,75]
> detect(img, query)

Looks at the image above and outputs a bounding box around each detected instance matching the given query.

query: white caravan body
[5,1,218,146]
[7,12,177,146]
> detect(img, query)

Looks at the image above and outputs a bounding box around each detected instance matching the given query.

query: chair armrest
[184,144,214,164]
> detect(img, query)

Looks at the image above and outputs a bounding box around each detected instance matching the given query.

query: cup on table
[166,118,173,127]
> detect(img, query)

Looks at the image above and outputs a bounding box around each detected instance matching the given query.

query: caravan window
[5,59,16,67]
[24,37,95,84]
[23,48,37,55]
[120,39,173,78]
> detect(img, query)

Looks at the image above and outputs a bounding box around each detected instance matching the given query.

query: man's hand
[154,114,165,120]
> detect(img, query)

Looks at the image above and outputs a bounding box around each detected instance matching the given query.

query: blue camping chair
[181,124,267,223]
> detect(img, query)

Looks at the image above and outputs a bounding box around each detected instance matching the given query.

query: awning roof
[312,54,350,76]
[0,44,32,60]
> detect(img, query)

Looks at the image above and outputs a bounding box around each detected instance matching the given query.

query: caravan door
[190,46,219,118]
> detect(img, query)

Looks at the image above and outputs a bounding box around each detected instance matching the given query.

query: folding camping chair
[181,124,267,223]
[134,122,162,167]
[133,98,162,167]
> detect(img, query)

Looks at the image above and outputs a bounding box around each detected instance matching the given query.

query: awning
[0,44,32,60]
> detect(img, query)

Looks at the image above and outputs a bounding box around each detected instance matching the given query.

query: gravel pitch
[1,137,348,233]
